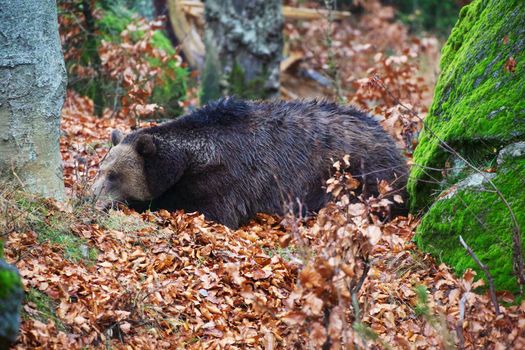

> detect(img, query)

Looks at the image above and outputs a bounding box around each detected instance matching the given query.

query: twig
[323,0,344,101]
[351,293,362,350]
[373,75,525,290]
[10,163,26,189]
[81,0,104,117]
[455,292,467,350]
[322,306,333,350]
[459,235,500,315]
[351,261,370,296]
[109,74,124,119]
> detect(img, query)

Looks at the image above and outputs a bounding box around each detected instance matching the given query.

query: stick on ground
[459,235,500,316]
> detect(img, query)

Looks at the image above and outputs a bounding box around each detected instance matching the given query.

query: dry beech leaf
[366,225,382,245]
[119,322,131,334]
[310,322,327,346]
[348,203,366,217]
[282,311,306,326]
[394,194,404,203]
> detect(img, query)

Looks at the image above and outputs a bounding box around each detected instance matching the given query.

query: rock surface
[0,259,23,349]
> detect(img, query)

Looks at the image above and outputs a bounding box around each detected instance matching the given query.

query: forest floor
[3,92,524,350]
[3,1,525,349]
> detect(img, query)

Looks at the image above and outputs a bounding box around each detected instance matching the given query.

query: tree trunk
[167,0,206,69]
[201,0,283,103]
[0,0,67,200]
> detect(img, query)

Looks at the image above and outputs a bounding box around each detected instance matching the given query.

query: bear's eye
[107,172,118,182]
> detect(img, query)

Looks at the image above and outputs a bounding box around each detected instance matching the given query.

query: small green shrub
[60,2,188,118]
[389,0,465,36]
[149,31,188,117]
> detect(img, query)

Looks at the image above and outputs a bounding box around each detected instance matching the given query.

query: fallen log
[180,0,352,21]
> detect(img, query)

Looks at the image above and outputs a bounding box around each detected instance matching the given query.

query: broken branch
[459,235,500,316]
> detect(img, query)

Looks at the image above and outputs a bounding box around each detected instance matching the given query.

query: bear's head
[92,130,155,208]
[92,129,185,209]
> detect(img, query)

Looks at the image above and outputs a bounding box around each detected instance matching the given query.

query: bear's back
[157,98,376,134]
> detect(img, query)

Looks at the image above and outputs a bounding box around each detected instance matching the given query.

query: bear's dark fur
[94,98,407,228]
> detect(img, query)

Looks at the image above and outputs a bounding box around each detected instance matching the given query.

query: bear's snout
[91,177,114,210]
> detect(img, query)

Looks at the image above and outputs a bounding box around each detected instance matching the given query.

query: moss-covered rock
[0,259,23,348]
[416,153,525,292]
[409,0,525,292]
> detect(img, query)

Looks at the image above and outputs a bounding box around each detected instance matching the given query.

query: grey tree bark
[201,0,283,103]
[0,0,67,200]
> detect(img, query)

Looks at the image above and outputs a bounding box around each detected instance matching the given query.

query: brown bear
[92,98,407,228]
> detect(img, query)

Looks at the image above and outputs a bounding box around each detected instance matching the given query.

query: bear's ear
[135,134,156,157]
[111,129,124,146]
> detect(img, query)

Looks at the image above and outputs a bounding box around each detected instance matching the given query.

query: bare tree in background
[201,0,283,103]
[0,0,67,200]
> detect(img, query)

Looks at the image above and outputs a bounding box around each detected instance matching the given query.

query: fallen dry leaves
[283,0,441,154]
[1,91,524,349]
[2,1,524,347]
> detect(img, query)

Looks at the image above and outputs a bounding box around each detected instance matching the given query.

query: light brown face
[92,131,153,208]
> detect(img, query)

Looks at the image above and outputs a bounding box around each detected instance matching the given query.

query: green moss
[97,5,134,42]
[15,197,98,264]
[228,62,271,100]
[24,289,66,331]
[409,0,525,292]
[0,259,23,345]
[0,267,22,299]
[416,158,525,292]
[409,0,525,211]
[200,41,222,104]
[98,209,152,233]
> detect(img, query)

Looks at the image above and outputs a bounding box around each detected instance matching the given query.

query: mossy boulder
[408,0,525,292]
[0,259,23,349]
